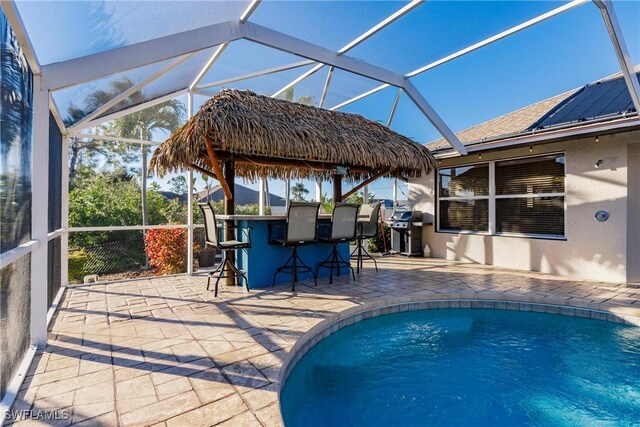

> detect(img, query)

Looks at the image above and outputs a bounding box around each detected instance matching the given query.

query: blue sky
[17,0,640,200]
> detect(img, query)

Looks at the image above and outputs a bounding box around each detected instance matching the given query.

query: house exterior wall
[627,140,640,283]
[409,130,640,283]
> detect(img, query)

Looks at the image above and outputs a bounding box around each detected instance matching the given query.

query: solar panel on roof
[527,72,639,131]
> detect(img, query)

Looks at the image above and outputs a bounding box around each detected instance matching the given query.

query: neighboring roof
[150,89,436,182]
[160,191,188,204]
[197,183,286,206]
[427,69,640,153]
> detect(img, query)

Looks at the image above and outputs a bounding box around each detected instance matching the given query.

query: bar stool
[198,202,252,297]
[350,201,381,273]
[269,202,320,291]
[316,203,359,284]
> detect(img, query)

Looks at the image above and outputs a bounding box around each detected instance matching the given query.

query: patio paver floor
[8,257,640,426]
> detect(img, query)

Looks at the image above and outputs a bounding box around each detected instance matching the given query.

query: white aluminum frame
[330,0,590,110]
[68,133,164,146]
[0,0,638,412]
[69,53,197,131]
[187,92,195,274]
[387,88,402,126]
[272,0,425,97]
[30,0,638,156]
[272,64,325,98]
[75,88,189,132]
[189,0,262,91]
[30,75,49,348]
[41,21,245,91]
[258,177,266,215]
[0,240,39,270]
[0,1,40,73]
[188,43,229,91]
[57,19,465,152]
[594,0,640,113]
[60,133,70,299]
[319,66,335,108]
[196,60,314,91]
[69,224,189,232]
[49,96,66,132]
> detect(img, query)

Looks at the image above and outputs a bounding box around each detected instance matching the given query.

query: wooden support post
[204,136,233,200]
[189,163,217,180]
[333,174,342,203]
[342,169,392,200]
[224,157,236,286]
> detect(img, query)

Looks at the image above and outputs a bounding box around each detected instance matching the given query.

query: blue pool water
[280,308,640,426]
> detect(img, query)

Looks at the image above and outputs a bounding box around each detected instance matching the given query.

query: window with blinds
[438,164,489,232]
[495,154,565,236]
[437,154,566,238]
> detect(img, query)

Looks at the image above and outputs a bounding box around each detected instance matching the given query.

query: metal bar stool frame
[350,201,381,273]
[269,202,321,291]
[316,203,359,284]
[198,202,252,297]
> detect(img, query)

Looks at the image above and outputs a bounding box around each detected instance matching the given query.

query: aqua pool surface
[280,308,640,426]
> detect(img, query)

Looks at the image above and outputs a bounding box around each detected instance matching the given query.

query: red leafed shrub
[144,228,187,275]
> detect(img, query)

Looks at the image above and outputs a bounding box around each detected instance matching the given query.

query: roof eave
[432,116,640,159]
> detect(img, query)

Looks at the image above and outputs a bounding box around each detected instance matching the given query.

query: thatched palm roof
[150,89,435,182]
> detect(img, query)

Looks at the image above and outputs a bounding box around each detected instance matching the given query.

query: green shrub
[367,223,391,253]
[68,250,90,283]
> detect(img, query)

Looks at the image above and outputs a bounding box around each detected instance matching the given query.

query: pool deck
[8,257,640,426]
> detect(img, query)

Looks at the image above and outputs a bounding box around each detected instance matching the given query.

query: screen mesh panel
[1,11,33,254]
[0,254,31,398]
[48,238,62,307]
[1,10,33,400]
[49,114,62,232]
[69,230,146,283]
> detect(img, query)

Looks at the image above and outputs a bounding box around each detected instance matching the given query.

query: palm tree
[107,93,184,233]
[281,87,316,106]
[67,78,185,214]
[67,79,185,264]
[291,182,309,201]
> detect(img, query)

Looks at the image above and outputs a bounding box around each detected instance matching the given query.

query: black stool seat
[270,202,321,291]
[350,202,381,273]
[218,240,250,249]
[198,202,252,297]
[315,203,359,284]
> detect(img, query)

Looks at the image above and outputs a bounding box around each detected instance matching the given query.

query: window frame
[436,161,491,235]
[436,152,567,240]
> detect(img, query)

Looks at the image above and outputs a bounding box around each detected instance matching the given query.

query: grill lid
[390,210,422,222]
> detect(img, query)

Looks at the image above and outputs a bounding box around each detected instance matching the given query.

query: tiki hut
[150,89,436,201]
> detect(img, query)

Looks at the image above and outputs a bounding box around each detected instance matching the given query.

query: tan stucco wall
[409,130,640,283]
[627,141,640,283]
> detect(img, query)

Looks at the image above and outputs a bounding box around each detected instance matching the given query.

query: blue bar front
[234,219,351,288]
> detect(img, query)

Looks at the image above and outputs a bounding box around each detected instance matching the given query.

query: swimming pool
[280,307,640,426]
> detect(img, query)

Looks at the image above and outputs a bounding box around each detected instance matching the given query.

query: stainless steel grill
[388,210,423,256]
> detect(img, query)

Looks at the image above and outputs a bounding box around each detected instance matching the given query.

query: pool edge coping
[275,293,640,425]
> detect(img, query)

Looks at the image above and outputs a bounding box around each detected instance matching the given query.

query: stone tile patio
[8,257,640,426]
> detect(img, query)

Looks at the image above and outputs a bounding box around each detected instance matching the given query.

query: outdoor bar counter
[218,214,351,289]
